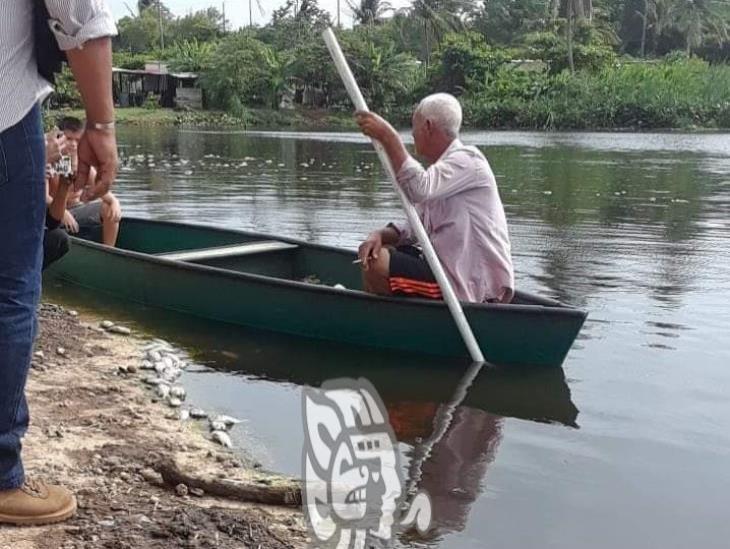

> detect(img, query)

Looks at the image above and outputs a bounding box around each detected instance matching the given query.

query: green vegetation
[55,0,730,130]
[47,106,357,130]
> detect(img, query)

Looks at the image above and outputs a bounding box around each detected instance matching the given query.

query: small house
[112,62,201,109]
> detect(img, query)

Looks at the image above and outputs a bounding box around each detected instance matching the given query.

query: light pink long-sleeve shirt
[391,139,515,304]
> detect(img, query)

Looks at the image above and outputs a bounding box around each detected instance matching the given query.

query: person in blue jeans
[0,1,118,526]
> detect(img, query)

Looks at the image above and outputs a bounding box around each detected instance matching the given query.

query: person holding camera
[43,130,74,270]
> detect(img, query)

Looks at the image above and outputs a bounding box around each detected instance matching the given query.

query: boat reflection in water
[228,340,577,542]
[384,361,577,541]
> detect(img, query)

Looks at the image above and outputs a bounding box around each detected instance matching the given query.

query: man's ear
[425,119,432,134]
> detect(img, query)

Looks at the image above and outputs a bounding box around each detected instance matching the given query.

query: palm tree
[296,0,320,21]
[548,0,593,73]
[355,41,419,109]
[636,0,655,57]
[348,0,393,26]
[404,0,473,66]
[262,48,294,109]
[549,0,592,23]
[249,0,264,28]
[673,0,728,56]
[566,0,575,73]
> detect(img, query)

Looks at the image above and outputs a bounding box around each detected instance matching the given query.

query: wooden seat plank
[158,241,298,262]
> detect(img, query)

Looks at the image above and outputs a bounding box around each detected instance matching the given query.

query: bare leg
[361,247,392,296]
[99,202,120,247]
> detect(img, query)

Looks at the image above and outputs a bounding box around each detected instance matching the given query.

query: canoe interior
[81,218,568,310]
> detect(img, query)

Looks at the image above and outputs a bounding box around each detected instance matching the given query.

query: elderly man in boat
[355,93,514,304]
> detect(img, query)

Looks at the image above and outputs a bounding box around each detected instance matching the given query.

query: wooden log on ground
[157,459,302,508]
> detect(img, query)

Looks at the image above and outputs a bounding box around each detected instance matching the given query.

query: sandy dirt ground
[0,304,308,549]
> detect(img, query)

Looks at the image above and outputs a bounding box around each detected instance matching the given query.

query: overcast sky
[108,0,412,29]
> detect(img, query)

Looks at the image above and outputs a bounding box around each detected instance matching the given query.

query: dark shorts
[388,245,443,300]
[43,228,70,271]
[69,200,103,228]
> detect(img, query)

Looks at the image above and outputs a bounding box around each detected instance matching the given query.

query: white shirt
[0,0,117,132]
[394,139,515,303]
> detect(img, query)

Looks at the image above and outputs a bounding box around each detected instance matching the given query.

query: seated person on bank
[43,130,72,271]
[51,116,122,247]
[356,93,514,304]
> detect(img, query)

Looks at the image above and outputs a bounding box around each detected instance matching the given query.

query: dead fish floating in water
[213,414,242,427]
[211,431,233,448]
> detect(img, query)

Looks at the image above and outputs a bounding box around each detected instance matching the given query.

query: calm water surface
[45,127,730,549]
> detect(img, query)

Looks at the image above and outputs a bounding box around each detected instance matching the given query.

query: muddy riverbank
[0,304,307,549]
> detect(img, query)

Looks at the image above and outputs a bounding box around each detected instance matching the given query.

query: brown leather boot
[0,479,76,526]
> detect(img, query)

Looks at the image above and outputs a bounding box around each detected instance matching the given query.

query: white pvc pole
[322,28,485,364]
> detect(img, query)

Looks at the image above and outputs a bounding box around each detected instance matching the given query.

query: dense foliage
[97,0,730,128]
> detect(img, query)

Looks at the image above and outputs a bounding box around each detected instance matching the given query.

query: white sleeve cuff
[49,13,118,51]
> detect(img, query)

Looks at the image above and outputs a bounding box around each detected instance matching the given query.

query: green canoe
[46,217,587,366]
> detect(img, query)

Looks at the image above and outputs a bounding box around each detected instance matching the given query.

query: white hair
[414,93,463,138]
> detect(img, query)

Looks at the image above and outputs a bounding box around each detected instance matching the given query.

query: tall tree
[249,0,264,27]
[474,0,548,45]
[296,0,329,23]
[672,0,728,55]
[167,8,224,43]
[348,0,393,26]
[403,0,476,65]
[549,0,593,23]
[637,0,652,57]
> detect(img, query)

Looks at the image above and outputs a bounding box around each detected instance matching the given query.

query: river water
[45,127,730,548]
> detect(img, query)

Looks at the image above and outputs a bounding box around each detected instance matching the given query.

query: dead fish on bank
[161,355,179,369]
[170,386,186,400]
[189,408,208,419]
[144,376,166,386]
[211,430,233,448]
[209,420,227,432]
[156,384,171,399]
[163,369,182,383]
[149,338,173,348]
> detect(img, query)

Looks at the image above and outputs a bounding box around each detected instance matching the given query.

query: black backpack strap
[33,0,67,84]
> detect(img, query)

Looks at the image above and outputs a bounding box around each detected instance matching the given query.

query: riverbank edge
[0,303,307,549]
[45,106,730,133]
[46,107,359,132]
